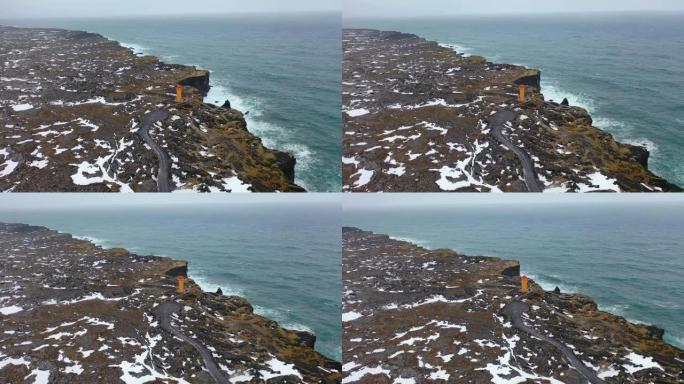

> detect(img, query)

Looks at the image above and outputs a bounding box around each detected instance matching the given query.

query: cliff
[0,26,303,192]
[342,29,681,192]
[0,223,340,383]
[342,227,684,383]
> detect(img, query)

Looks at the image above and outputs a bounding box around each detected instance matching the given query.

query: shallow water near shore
[345,12,684,187]
[0,202,342,360]
[343,199,684,350]
[2,13,341,191]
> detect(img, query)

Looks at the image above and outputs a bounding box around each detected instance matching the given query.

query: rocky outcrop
[0,223,340,383]
[342,228,684,383]
[178,70,211,96]
[342,29,681,192]
[513,69,541,90]
[0,26,303,192]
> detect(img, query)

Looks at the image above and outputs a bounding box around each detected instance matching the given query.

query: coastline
[0,25,304,192]
[381,230,682,350]
[342,28,682,192]
[111,31,308,192]
[69,230,320,337]
[436,40,662,156]
[112,26,323,192]
[0,222,341,383]
[343,227,684,383]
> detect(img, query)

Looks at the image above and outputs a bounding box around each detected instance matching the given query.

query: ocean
[343,195,684,350]
[345,12,684,187]
[0,195,342,360]
[1,13,341,192]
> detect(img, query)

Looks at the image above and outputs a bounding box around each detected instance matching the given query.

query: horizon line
[343,9,684,20]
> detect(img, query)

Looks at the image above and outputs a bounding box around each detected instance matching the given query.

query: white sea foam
[118,41,147,55]
[522,271,578,294]
[389,235,430,248]
[72,234,108,247]
[282,322,314,334]
[190,275,243,298]
[438,42,472,57]
[541,80,596,113]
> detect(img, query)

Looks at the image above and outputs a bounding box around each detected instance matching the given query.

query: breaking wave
[206,83,315,191]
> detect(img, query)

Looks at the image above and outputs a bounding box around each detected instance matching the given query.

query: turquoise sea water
[0,197,341,360]
[2,13,342,191]
[345,12,684,187]
[343,196,684,350]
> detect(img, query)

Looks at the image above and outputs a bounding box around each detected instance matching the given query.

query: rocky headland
[0,26,303,192]
[342,227,684,383]
[342,29,681,192]
[0,223,340,383]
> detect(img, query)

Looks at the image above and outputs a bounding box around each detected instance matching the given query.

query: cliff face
[0,26,303,192]
[342,228,684,383]
[0,223,339,383]
[342,29,681,192]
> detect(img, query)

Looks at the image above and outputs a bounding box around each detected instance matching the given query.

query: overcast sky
[343,193,684,211]
[344,0,684,18]
[0,193,339,210]
[0,0,339,18]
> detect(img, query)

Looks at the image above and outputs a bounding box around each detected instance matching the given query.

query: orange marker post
[175,84,183,103]
[177,275,186,294]
[518,84,526,103]
[520,275,528,293]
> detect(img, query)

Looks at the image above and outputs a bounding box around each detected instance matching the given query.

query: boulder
[221,100,231,109]
[295,331,317,348]
[626,144,650,168]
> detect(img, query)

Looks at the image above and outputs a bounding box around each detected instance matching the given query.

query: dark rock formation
[274,151,300,187]
[221,99,231,109]
[514,69,542,90]
[179,71,211,96]
[561,97,570,106]
[295,331,317,349]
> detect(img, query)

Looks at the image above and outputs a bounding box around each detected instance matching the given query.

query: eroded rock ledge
[342,227,684,383]
[0,26,303,192]
[342,29,681,192]
[0,223,339,383]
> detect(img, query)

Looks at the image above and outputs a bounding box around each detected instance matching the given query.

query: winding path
[503,301,606,384]
[154,302,230,384]
[489,110,543,192]
[138,110,172,192]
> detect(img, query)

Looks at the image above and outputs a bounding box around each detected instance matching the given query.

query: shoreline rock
[0,222,340,383]
[342,227,684,383]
